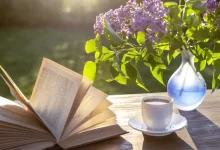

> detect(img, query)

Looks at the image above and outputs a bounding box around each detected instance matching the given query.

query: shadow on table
[142,133,194,150]
[45,137,132,150]
[64,136,133,150]
[180,109,220,150]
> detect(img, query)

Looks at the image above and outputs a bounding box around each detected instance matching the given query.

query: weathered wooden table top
[73,89,220,150]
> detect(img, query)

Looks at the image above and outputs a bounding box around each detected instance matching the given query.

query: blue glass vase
[167,50,207,111]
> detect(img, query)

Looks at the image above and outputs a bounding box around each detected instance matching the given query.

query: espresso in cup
[141,96,173,131]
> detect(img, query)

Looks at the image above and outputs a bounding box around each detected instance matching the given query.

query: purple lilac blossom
[206,0,219,12]
[94,14,104,34]
[93,0,168,42]
[131,0,168,42]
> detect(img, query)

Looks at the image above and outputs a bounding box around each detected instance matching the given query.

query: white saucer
[128,113,187,136]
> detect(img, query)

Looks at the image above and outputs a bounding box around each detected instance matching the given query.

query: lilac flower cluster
[205,0,219,12]
[94,0,168,42]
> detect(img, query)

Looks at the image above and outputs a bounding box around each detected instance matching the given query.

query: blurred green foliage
[0,0,127,26]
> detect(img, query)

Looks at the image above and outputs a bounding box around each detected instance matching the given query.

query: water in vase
[167,85,206,111]
[167,50,206,111]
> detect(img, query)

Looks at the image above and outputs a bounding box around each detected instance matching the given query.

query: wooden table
[72,90,220,150]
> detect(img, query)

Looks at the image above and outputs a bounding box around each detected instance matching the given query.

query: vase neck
[180,50,196,70]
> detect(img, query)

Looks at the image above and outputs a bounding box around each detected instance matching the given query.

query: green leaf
[206,50,213,65]
[95,51,100,59]
[213,53,220,60]
[197,42,206,56]
[153,54,163,64]
[157,64,167,70]
[217,74,220,80]
[121,61,137,80]
[198,60,206,71]
[101,46,111,54]
[192,15,201,27]
[168,5,181,16]
[163,1,177,7]
[212,71,219,93]
[148,54,167,70]
[167,54,172,65]
[201,50,206,59]
[170,38,183,51]
[167,50,179,65]
[104,19,124,46]
[101,47,114,61]
[192,1,206,14]
[186,27,209,41]
[186,27,195,37]
[150,66,165,86]
[168,5,182,26]
[173,50,180,59]
[114,74,129,85]
[101,53,114,61]
[99,61,114,82]
[184,8,195,26]
[213,60,220,92]
[137,31,145,44]
[113,57,127,77]
[157,44,170,51]
[156,36,170,51]
[207,58,213,65]
[122,51,138,64]
[110,65,119,78]
[85,34,101,53]
[212,73,217,92]
[83,61,97,81]
[194,57,199,63]
[130,60,148,91]
[144,54,155,68]
[110,66,131,85]
[127,49,140,57]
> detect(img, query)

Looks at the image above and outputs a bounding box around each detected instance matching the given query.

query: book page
[58,121,126,149]
[0,139,55,150]
[80,118,117,131]
[0,96,49,133]
[65,77,92,126]
[9,141,55,150]
[75,99,113,130]
[0,66,34,112]
[30,58,82,141]
[61,99,113,140]
[0,121,49,134]
[64,109,115,140]
[62,86,107,139]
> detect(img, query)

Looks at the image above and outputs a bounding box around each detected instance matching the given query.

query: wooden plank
[180,89,220,150]
[72,92,197,150]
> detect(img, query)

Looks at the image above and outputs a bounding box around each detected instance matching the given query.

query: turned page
[0,96,49,133]
[62,86,107,139]
[30,58,82,141]
[59,118,126,149]
[0,66,34,111]
[61,99,114,141]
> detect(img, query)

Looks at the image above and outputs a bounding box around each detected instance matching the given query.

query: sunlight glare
[62,0,98,13]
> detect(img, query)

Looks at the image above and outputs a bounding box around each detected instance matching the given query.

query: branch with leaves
[83,0,220,92]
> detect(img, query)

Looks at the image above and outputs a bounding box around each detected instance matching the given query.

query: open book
[0,58,126,150]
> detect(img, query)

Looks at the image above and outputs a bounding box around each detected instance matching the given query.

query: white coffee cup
[141,96,173,131]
